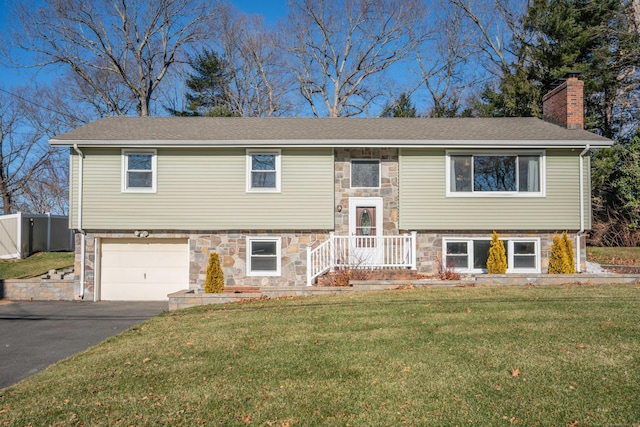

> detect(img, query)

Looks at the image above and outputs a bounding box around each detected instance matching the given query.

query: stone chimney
[542,72,584,130]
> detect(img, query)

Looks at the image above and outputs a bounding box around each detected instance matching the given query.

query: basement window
[247,237,281,276]
[443,237,540,273]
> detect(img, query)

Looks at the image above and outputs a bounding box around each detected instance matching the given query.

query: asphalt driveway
[0,300,166,389]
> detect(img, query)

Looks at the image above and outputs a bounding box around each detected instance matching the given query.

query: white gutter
[73,144,86,299]
[576,144,590,272]
[49,139,614,150]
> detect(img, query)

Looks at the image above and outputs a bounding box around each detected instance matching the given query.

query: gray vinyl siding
[399,148,586,230]
[70,147,334,230]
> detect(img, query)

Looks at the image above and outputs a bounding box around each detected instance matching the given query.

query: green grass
[1,284,639,426]
[587,246,640,266]
[0,252,74,279]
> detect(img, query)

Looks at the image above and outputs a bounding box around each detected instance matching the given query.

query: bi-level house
[50,75,612,301]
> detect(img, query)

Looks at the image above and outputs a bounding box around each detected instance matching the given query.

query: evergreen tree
[472,0,639,139]
[562,231,576,273]
[380,93,417,118]
[473,67,541,118]
[486,231,507,274]
[169,49,239,117]
[204,252,225,293]
[548,233,572,274]
[591,132,640,246]
[523,0,639,139]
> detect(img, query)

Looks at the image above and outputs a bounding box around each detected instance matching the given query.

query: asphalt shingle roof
[50,116,613,148]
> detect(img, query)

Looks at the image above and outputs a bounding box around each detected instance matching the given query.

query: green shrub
[204,252,225,293]
[486,231,507,274]
[548,232,575,274]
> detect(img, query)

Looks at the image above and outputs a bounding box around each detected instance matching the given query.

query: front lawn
[0,252,74,279]
[587,246,640,266]
[1,284,638,426]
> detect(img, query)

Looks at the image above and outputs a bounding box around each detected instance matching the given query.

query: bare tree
[212,5,293,117]
[0,88,56,214]
[447,0,528,77]
[7,0,213,117]
[415,0,477,116]
[286,0,427,117]
[632,0,640,35]
[17,151,69,216]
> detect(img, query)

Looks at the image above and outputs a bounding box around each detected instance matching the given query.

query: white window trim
[443,236,541,274]
[121,149,157,193]
[506,238,541,274]
[246,149,281,193]
[445,150,546,197]
[247,236,281,276]
[350,159,381,189]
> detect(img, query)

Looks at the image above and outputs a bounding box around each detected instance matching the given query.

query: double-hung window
[448,151,544,196]
[247,150,281,192]
[443,237,540,273]
[351,160,380,188]
[122,149,156,192]
[247,237,281,276]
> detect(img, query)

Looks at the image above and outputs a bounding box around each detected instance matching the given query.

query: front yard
[0,252,74,279]
[1,284,638,426]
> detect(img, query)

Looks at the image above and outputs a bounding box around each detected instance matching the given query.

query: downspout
[73,144,86,299]
[577,144,590,272]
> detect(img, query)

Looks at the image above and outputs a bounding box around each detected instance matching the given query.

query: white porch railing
[306,232,417,286]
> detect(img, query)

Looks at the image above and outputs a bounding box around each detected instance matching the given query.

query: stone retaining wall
[0,278,78,300]
[168,273,640,310]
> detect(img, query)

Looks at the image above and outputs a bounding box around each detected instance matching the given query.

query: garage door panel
[101,239,189,301]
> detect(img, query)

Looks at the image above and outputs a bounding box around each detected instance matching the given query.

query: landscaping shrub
[548,232,575,274]
[562,231,576,273]
[434,257,461,280]
[486,231,507,274]
[204,252,224,293]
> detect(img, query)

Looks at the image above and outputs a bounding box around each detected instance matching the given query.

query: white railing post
[410,231,417,270]
[308,232,419,285]
[329,232,335,272]
[306,243,312,286]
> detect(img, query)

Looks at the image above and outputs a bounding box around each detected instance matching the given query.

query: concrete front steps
[167,272,640,310]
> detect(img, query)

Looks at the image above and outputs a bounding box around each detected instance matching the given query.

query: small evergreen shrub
[204,252,225,293]
[562,231,576,273]
[486,231,507,274]
[548,233,573,274]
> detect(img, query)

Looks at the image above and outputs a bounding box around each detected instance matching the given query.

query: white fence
[307,232,417,285]
[0,213,73,259]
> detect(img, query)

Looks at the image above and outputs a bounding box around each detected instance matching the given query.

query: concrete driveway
[0,300,166,389]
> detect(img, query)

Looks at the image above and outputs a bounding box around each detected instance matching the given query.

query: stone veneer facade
[74,146,586,299]
[334,147,399,236]
[412,231,587,274]
[334,147,400,235]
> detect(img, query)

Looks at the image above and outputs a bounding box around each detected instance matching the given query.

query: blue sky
[0,0,290,88]
[233,0,288,24]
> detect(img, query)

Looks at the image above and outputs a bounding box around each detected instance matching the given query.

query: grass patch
[1,285,639,426]
[0,252,74,279]
[587,246,640,266]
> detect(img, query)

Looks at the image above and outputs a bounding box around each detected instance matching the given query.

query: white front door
[349,197,383,266]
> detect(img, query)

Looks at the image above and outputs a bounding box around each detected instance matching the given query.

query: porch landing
[168,273,640,310]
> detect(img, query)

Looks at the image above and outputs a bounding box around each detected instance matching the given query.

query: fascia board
[49,138,614,149]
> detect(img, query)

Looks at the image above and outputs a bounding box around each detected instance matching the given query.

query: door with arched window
[349,197,383,266]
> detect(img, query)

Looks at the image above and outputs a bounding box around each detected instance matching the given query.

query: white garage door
[100,239,189,301]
